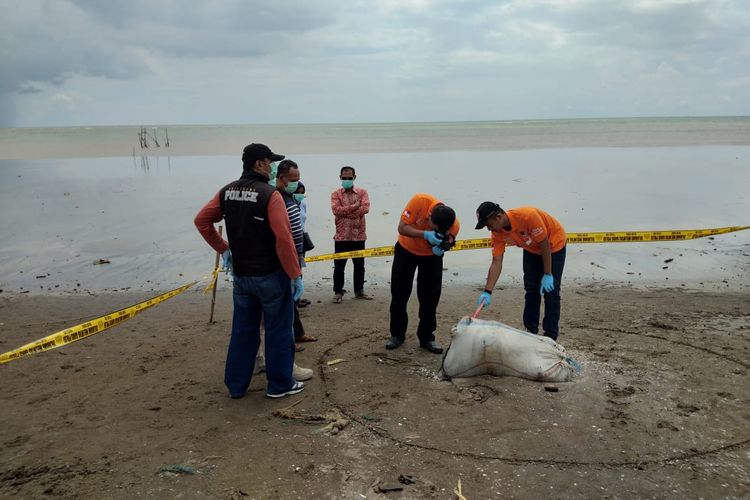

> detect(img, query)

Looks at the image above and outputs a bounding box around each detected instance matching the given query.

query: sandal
[355,292,374,300]
[295,343,305,352]
[296,334,318,343]
[333,294,343,304]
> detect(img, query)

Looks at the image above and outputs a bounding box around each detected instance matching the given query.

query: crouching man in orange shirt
[474,202,567,341]
[386,193,460,354]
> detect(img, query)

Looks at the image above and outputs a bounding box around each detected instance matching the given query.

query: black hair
[295,181,305,194]
[430,204,456,233]
[340,166,356,176]
[277,159,298,177]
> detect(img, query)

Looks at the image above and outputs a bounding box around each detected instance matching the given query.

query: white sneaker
[293,363,313,381]
[266,381,305,398]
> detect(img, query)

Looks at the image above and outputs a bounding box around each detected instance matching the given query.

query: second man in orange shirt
[474,202,567,341]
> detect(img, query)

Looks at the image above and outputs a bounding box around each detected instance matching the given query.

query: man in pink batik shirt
[330,165,373,303]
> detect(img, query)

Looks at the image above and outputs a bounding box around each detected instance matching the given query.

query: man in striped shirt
[276,160,305,258]
[275,160,315,380]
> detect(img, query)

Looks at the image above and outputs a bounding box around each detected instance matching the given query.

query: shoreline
[1,146,748,296]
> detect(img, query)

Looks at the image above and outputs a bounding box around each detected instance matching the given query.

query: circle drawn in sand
[318,326,750,467]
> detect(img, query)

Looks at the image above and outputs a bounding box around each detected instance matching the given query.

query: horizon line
[2,114,749,131]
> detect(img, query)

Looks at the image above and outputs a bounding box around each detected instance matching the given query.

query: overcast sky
[1,0,748,127]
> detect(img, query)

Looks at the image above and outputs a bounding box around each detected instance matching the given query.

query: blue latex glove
[477,291,491,307]
[431,245,445,257]
[221,249,233,273]
[423,230,444,246]
[292,276,304,302]
[540,273,555,294]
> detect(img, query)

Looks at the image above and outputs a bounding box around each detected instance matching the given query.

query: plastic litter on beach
[158,464,198,476]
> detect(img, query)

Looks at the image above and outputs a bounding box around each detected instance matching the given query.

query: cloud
[0,0,334,94]
[1,0,748,126]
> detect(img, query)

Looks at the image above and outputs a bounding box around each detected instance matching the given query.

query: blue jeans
[226,269,296,396]
[522,246,566,341]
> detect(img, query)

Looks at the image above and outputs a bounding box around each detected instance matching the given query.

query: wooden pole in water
[209,226,224,323]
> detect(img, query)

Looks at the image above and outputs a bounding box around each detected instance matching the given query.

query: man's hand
[423,230,444,246]
[477,291,491,307]
[540,274,554,294]
[221,249,233,273]
[292,276,305,302]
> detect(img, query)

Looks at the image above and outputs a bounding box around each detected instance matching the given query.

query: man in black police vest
[195,143,305,399]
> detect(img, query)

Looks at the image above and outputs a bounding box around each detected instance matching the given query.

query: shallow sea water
[0,146,747,294]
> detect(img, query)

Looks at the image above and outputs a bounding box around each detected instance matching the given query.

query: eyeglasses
[340,176,354,180]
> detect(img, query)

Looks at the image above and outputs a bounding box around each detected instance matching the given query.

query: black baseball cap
[475,201,501,229]
[242,143,285,165]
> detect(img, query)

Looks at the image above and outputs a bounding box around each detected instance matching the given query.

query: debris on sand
[371,478,405,493]
[158,464,198,476]
[455,478,468,500]
[158,459,218,477]
[272,400,350,435]
[647,319,678,330]
[93,259,111,265]
[398,474,416,485]
[314,418,350,435]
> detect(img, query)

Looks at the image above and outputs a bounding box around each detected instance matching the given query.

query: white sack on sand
[441,317,581,382]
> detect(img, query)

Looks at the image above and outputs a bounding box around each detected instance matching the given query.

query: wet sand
[1,284,748,498]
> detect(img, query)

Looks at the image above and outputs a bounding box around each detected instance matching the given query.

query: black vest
[219,171,281,276]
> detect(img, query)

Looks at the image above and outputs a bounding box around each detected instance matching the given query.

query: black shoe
[385,337,404,350]
[420,340,443,354]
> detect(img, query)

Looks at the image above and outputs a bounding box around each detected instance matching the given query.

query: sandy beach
[1,119,749,498]
[1,284,749,498]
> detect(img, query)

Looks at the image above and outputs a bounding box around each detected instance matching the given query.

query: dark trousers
[293,303,305,340]
[333,240,366,295]
[522,245,566,340]
[389,242,443,343]
[226,270,295,397]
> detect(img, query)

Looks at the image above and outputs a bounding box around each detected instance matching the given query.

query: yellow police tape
[0,282,196,365]
[304,225,749,262]
[2,225,747,365]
